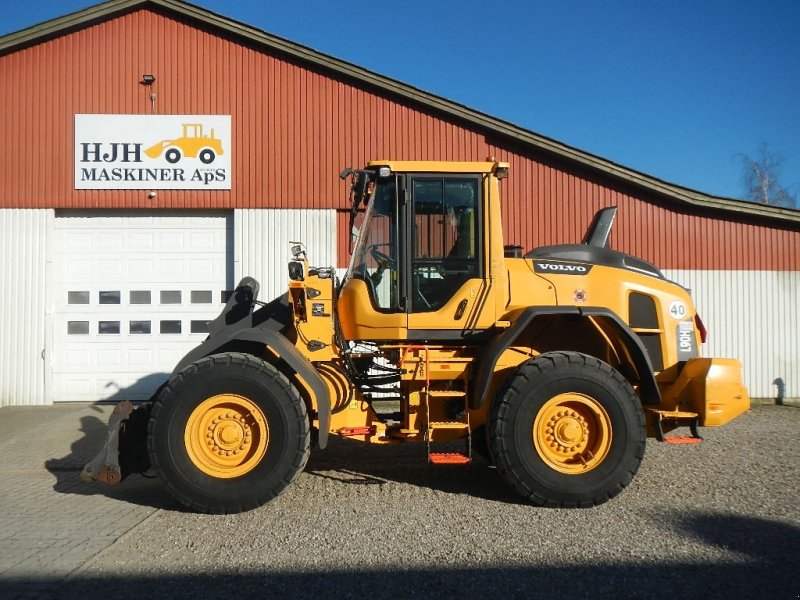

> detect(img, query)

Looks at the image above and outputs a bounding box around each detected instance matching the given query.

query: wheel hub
[533,392,612,474]
[546,410,588,453]
[206,413,252,455]
[185,394,269,478]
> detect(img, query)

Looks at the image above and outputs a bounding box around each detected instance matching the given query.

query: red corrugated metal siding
[1,8,798,271]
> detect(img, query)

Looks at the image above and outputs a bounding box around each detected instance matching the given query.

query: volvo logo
[534,262,592,275]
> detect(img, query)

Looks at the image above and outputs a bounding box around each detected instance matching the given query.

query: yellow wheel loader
[85,160,750,513]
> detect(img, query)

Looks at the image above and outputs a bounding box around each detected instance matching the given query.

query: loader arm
[172,278,332,448]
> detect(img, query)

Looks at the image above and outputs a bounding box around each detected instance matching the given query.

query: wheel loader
[83,160,750,513]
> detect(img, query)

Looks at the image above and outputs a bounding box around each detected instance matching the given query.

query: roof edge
[0,0,147,53]
[1,0,799,225]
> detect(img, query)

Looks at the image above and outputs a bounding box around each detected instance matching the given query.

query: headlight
[288,261,304,281]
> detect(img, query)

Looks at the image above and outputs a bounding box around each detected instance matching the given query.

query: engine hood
[525,244,665,280]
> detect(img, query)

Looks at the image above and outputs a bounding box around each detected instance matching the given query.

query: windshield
[346,176,400,311]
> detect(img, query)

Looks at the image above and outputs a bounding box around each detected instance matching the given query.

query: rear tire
[148,352,310,513]
[489,351,645,507]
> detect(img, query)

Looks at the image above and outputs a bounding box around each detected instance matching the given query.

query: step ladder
[426,388,471,464]
[400,346,472,465]
[646,408,703,443]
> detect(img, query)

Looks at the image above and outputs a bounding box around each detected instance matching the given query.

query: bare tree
[738,143,797,208]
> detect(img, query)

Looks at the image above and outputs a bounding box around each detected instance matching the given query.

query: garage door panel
[129,259,154,277]
[97,350,123,367]
[131,231,154,243]
[67,260,92,279]
[160,260,184,278]
[129,348,153,365]
[156,232,181,249]
[52,211,232,402]
[67,233,93,250]
[98,233,124,250]
[65,350,91,367]
[65,379,92,398]
[98,259,123,278]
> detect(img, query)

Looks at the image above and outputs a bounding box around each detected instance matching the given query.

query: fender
[172,278,332,448]
[470,306,661,409]
[173,328,332,449]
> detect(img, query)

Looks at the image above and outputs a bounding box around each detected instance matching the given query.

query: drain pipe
[773,377,785,406]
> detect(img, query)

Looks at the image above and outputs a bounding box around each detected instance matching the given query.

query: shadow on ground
[305,437,527,505]
[44,408,522,510]
[44,410,175,510]
[8,513,800,598]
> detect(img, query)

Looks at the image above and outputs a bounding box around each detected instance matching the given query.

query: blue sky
[2,0,798,201]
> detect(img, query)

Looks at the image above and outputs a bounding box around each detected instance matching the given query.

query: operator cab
[337,161,509,341]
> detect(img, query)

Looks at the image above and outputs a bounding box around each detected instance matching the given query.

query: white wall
[0,209,52,406]
[234,209,338,302]
[664,269,799,400]
[1,209,794,406]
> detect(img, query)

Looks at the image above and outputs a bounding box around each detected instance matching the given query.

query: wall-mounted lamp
[140,74,157,113]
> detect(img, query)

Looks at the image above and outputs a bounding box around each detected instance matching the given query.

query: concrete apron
[0,404,168,593]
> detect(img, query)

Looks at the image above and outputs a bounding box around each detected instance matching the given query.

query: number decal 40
[668,300,687,320]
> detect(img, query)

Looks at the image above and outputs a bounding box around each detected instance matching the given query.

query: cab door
[405,174,494,339]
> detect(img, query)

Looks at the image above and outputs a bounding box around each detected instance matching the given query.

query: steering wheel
[369,245,395,269]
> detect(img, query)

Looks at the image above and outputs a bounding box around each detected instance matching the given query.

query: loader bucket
[81,400,134,484]
[144,141,169,159]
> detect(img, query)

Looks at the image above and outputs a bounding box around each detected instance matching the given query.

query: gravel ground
[6,404,800,599]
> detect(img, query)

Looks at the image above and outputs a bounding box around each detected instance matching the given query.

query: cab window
[411,177,480,312]
[348,177,401,311]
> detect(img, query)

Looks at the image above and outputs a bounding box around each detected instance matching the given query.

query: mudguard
[470,306,661,409]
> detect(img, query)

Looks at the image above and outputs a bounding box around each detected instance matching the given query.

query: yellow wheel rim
[184,394,269,479]
[533,392,612,474]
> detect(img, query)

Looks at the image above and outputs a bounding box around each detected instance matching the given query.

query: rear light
[694,313,707,343]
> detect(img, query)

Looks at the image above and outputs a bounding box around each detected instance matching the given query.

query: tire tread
[148,352,310,514]
[489,351,645,508]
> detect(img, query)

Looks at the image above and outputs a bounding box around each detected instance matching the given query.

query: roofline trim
[1,0,798,225]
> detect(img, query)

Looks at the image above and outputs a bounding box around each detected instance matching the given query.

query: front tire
[489,351,645,507]
[148,352,310,513]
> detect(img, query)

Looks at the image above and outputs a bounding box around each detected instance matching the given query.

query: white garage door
[51,211,233,402]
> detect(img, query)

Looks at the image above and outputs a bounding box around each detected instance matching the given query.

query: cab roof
[366,160,509,174]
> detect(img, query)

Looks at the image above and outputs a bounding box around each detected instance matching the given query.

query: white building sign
[74,114,232,190]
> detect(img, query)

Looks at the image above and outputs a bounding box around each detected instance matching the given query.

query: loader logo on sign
[144,123,224,165]
[74,114,231,190]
